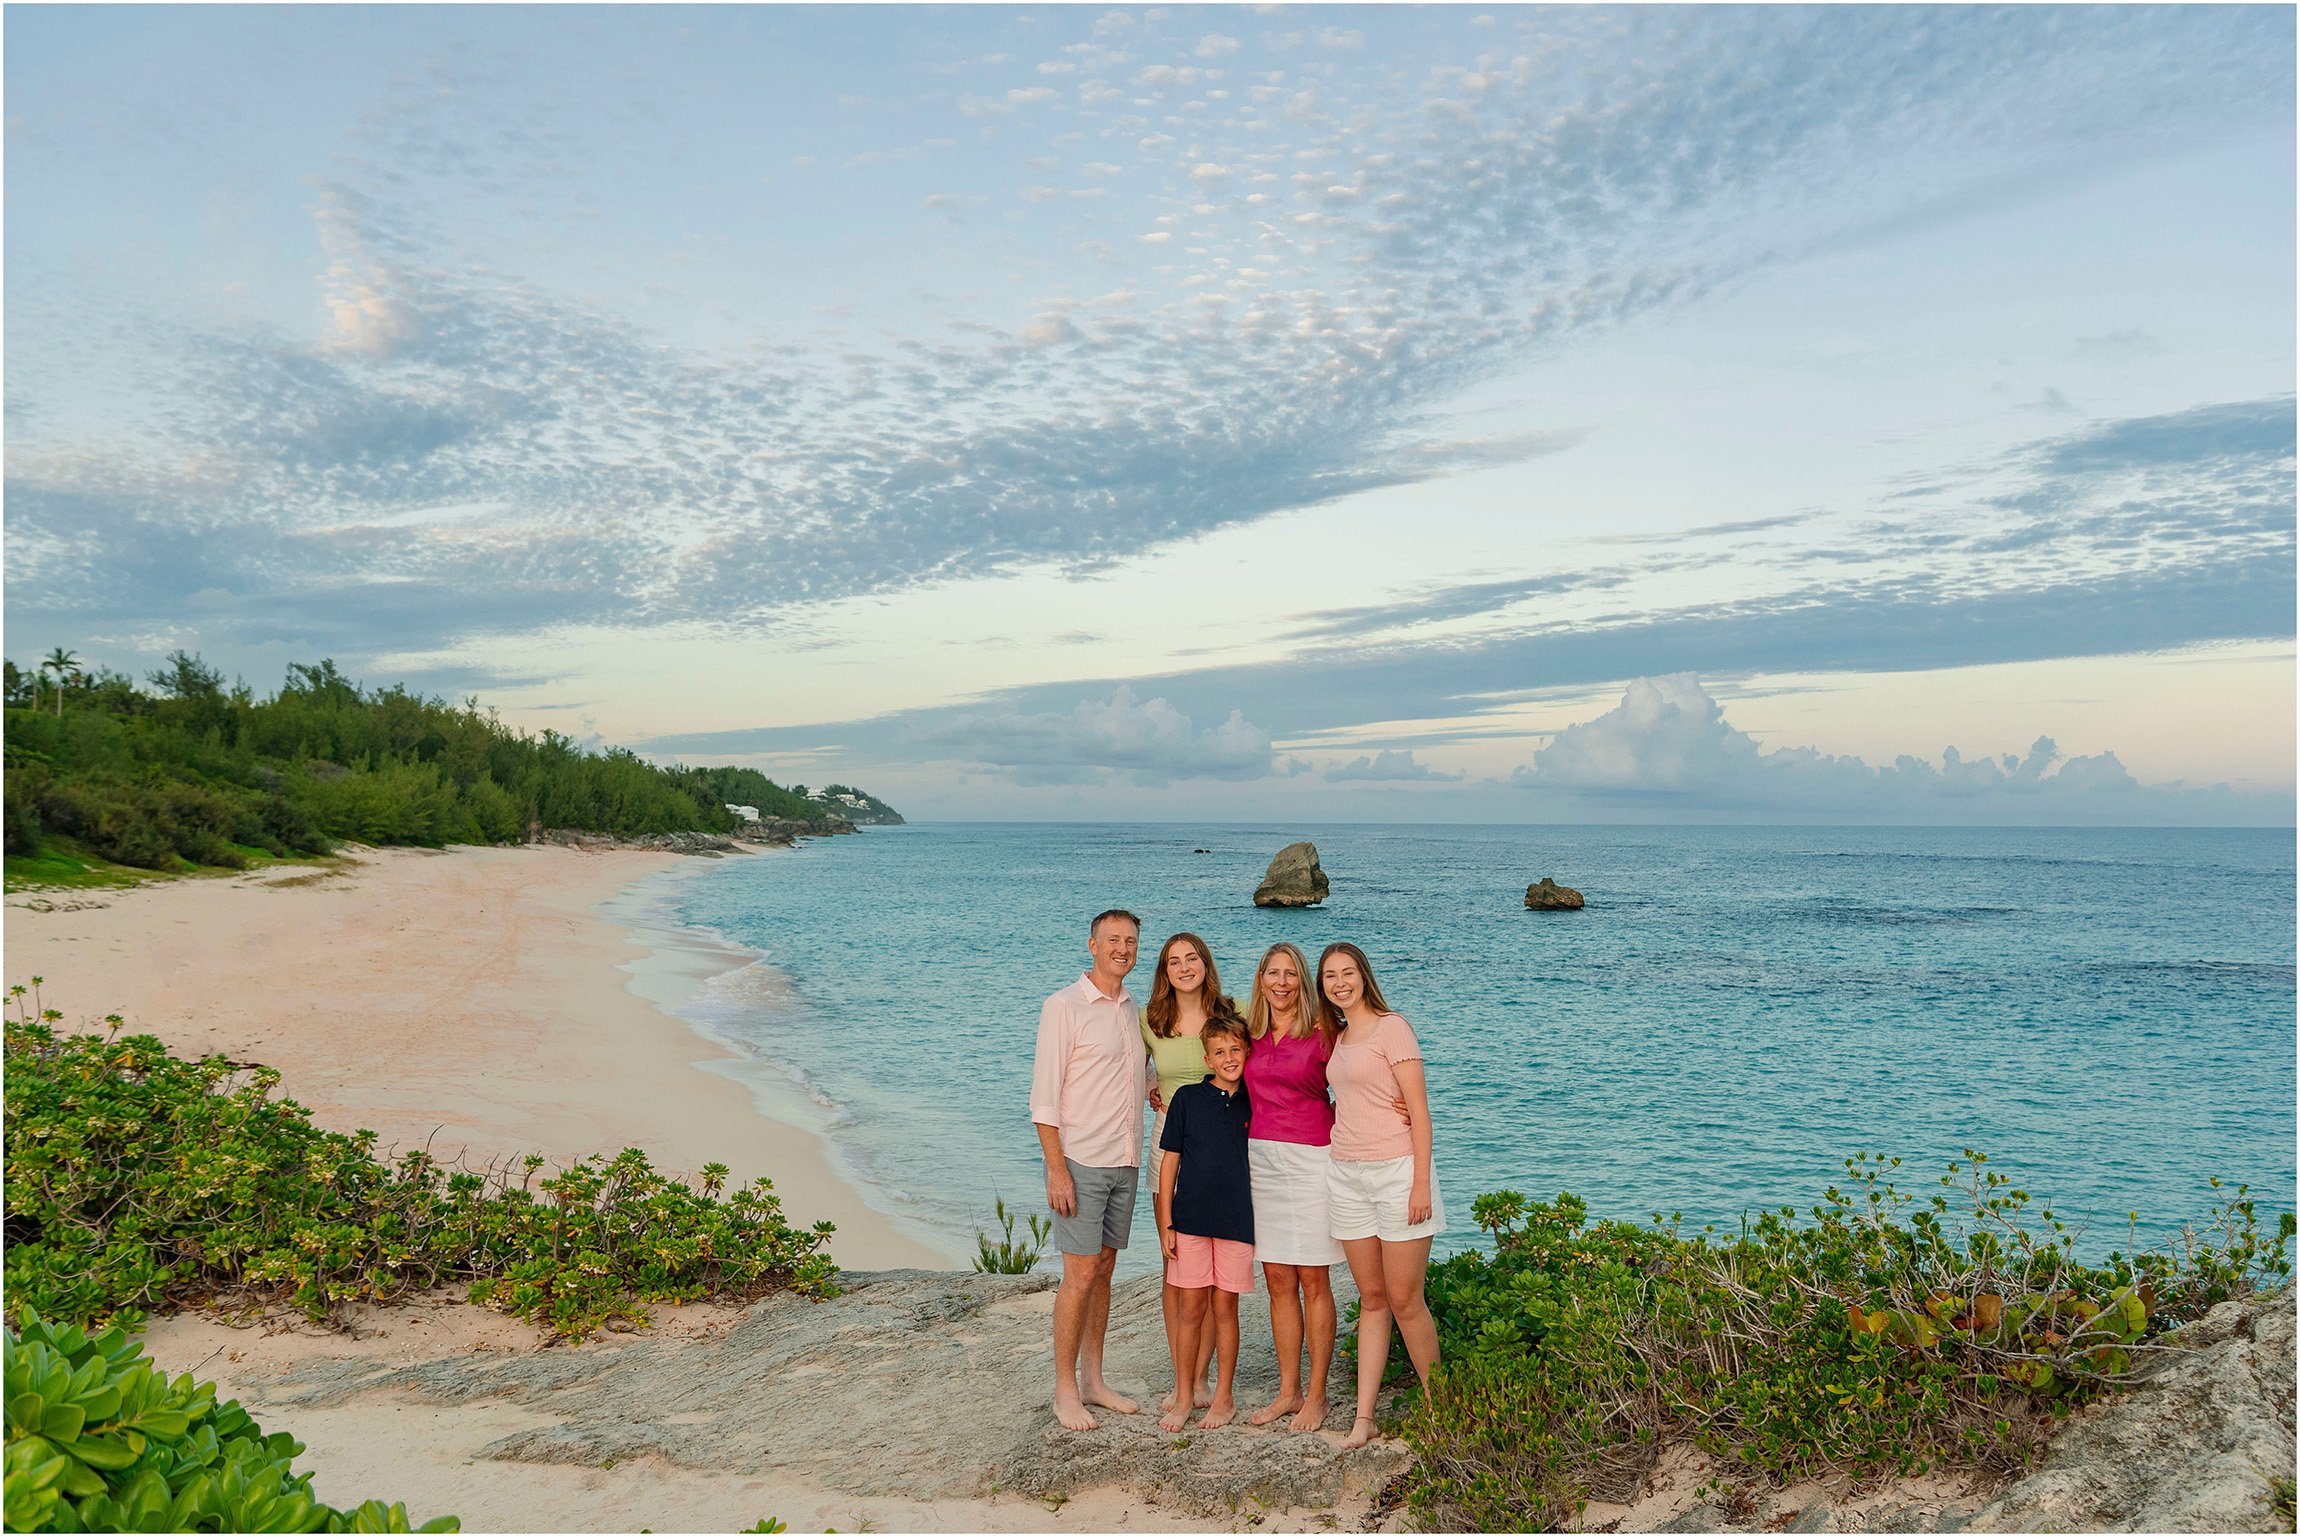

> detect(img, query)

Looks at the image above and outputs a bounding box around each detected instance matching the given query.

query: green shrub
[972,1198,1052,1274]
[1399,1155,2294,1532]
[3,997,839,1341]
[3,1309,456,1533]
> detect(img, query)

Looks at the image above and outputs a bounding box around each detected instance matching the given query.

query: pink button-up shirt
[1030,973,1147,1169]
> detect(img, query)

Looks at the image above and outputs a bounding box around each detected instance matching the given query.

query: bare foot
[1339,1413,1377,1450]
[1195,1383,1216,1409]
[1159,1400,1191,1433]
[1289,1398,1330,1434]
[1246,1394,1302,1427]
[1197,1394,1235,1430]
[1083,1382,1140,1416]
[1054,1395,1098,1432]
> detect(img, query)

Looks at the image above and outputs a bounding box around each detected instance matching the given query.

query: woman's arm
[1393,1057,1435,1226]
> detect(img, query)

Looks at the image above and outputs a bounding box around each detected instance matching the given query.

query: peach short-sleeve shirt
[1327,1012,1425,1162]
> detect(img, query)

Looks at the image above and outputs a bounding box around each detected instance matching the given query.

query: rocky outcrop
[1254,842,1329,908]
[528,816,854,857]
[1525,877,1584,910]
[1610,1289,2298,1533]
[214,1269,1406,1521]
[1965,1288,2296,1533]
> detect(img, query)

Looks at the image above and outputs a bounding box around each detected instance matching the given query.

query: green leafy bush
[1399,1154,2294,1532]
[3,1310,456,1533]
[971,1198,1052,1274]
[3,998,840,1341]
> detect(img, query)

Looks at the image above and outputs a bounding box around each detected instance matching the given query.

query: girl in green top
[1143,931,1239,1413]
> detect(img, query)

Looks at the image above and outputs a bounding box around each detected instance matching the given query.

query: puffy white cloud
[1324,748,1465,783]
[1516,676,2182,815]
[919,686,1278,784]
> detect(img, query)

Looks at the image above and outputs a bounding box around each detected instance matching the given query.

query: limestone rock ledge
[1964,1286,2296,1533]
[235,1269,1405,1522]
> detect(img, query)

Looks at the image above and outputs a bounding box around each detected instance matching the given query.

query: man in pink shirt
[1030,907,1148,1431]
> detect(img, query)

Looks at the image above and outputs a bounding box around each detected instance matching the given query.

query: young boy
[1155,1013,1255,1432]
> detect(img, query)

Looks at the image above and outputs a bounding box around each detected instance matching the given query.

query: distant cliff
[798,783,905,826]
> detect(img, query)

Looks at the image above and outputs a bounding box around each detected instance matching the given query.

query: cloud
[640,397,2293,760]
[1511,675,2271,821]
[1324,748,1465,783]
[5,9,2292,672]
[914,685,1280,785]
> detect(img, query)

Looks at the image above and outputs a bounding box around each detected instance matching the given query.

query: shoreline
[592,857,973,1267]
[2,840,947,1273]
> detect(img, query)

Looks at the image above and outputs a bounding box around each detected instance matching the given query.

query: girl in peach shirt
[1317,941,1444,1450]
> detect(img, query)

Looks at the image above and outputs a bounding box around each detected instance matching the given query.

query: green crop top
[1140,1018,1210,1109]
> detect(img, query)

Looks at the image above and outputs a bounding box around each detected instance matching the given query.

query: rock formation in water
[1254,842,1329,907]
[1525,877,1585,910]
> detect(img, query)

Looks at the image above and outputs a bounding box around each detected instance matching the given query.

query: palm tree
[40,648,78,718]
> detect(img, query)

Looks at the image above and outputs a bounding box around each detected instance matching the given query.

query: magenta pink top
[1243,1027,1335,1147]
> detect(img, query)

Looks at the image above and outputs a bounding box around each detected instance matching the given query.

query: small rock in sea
[1525,877,1585,911]
[1253,842,1329,908]
[1193,848,1211,854]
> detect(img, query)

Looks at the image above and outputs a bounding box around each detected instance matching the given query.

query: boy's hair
[1200,1013,1249,1052]
[1090,907,1141,937]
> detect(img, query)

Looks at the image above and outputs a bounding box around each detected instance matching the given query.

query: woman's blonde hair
[1246,942,1329,1047]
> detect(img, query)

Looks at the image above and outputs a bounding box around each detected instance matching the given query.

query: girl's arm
[1156,1149,1183,1258]
[1393,1057,1435,1225]
[1140,1021,1164,1110]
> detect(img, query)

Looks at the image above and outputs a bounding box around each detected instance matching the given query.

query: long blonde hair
[1246,942,1330,1048]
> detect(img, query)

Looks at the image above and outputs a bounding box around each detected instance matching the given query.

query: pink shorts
[1167,1233,1255,1294]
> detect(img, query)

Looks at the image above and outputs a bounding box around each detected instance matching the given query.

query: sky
[5,4,2294,823]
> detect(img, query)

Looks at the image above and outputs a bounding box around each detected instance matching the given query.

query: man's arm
[1029,997,1077,1217]
[1037,1121,1076,1217]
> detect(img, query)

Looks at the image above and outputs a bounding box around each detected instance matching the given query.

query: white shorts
[1249,1139,1344,1267]
[1328,1155,1445,1243]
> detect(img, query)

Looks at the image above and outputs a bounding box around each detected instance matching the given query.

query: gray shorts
[1051,1159,1137,1255]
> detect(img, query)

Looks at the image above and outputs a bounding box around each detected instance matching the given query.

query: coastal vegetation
[972,1198,1053,1274]
[1,653,894,888]
[1395,1154,2293,1531]
[2,988,840,1343]
[3,1310,456,1533]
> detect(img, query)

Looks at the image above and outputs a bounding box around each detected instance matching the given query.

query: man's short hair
[1090,908,1141,937]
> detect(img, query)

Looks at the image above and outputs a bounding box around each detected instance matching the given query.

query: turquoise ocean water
[648,824,2296,1268]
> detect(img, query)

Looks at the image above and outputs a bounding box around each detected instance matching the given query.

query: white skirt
[1249,1139,1345,1267]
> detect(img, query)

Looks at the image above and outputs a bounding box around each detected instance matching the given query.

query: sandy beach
[5,843,944,1271]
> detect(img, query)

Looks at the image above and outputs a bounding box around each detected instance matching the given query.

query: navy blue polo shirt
[1159,1077,1254,1244]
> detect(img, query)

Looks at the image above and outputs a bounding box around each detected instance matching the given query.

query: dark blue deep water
[654,824,2296,1266]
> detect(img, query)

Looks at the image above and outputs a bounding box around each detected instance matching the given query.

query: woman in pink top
[1317,941,1444,1450]
[1239,941,1344,1434]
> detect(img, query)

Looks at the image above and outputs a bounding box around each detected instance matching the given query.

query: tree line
[2,652,873,875]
